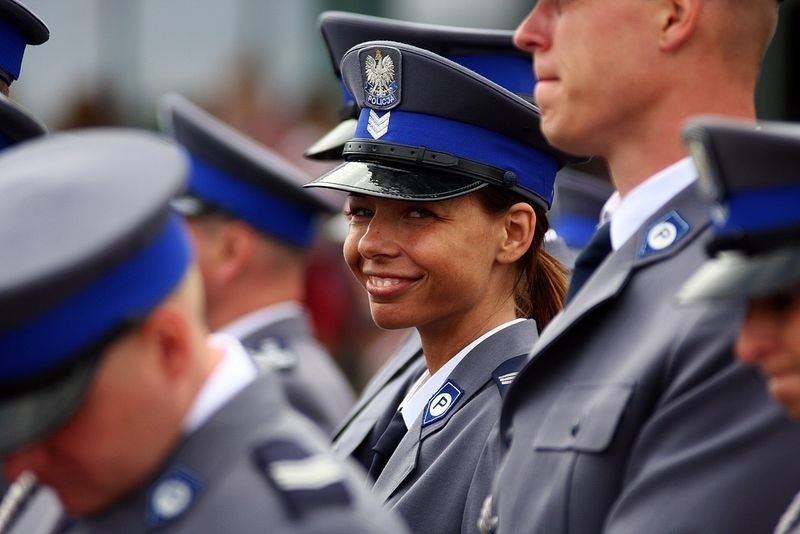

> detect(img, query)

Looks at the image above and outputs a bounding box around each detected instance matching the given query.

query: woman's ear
[498,202,536,265]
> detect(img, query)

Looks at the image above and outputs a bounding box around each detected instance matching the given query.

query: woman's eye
[407,207,434,219]
[345,206,373,219]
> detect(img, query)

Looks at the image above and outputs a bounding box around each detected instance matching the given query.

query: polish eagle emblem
[363,48,400,110]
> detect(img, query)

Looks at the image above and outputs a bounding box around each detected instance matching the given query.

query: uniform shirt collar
[217,301,304,339]
[607,157,697,250]
[399,318,525,429]
[182,333,258,435]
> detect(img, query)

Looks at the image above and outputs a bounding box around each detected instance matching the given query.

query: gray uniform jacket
[242,312,355,435]
[376,321,535,534]
[489,184,800,533]
[65,372,409,534]
[331,330,425,463]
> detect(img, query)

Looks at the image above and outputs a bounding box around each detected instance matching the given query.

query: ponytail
[476,187,568,332]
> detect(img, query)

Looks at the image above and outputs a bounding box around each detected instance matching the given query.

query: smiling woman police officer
[304,40,571,533]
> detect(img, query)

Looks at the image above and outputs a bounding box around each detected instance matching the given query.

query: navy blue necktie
[367,409,407,481]
[565,222,612,304]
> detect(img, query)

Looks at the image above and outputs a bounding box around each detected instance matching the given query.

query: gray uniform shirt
[331,330,425,465]
[487,184,800,534]
[65,372,409,534]
[241,310,355,435]
[375,321,535,534]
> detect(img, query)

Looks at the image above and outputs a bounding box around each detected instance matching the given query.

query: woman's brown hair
[475,186,568,332]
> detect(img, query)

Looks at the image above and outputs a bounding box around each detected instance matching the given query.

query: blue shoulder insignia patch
[253,439,351,519]
[145,465,204,529]
[422,380,463,427]
[492,355,527,399]
[639,209,690,258]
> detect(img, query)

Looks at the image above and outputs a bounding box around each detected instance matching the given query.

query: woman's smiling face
[343,193,508,337]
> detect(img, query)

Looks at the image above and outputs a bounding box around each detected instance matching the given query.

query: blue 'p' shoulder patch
[492,355,527,399]
[144,465,204,529]
[253,439,351,520]
[638,209,690,258]
[422,380,463,428]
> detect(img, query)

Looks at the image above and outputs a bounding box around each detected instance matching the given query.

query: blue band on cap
[449,55,534,96]
[0,215,192,380]
[187,155,317,247]
[553,215,598,249]
[716,185,800,236]
[0,134,12,150]
[339,78,355,107]
[0,17,28,80]
[354,109,558,205]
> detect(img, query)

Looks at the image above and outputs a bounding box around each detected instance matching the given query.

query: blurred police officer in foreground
[482,1,800,533]
[679,118,800,534]
[0,129,409,533]
[159,94,355,435]
[0,0,48,95]
[306,11,562,466]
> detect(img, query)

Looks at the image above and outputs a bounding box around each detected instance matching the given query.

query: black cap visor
[678,247,800,304]
[304,160,488,201]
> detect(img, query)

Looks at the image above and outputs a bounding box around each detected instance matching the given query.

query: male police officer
[159,94,355,435]
[0,0,49,95]
[677,117,800,533]
[0,129,409,533]
[482,1,800,533]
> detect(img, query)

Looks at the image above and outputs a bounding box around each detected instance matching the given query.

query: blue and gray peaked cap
[678,117,800,302]
[305,41,570,209]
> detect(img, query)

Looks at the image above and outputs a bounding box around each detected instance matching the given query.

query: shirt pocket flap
[533,383,633,453]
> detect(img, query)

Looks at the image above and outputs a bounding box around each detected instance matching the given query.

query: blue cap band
[353,108,558,205]
[339,78,355,107]
[553,214,598,249]
[0,215,193,380]
[448,54,534,96]
[188,155,318,247]
[0,17,27,80]
[0,134,12,150]
[716,185,800,236]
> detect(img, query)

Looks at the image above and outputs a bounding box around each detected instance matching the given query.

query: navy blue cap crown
[0,92,45,149]
[551,170,613,249]
[683,117,800,254]
[0,0,49,83]
[306,41,567,208]
[0,129,191,384]
[305,11,535,160]
[159,93,339,248]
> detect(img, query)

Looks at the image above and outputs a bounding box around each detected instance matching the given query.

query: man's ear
[657,0,702,52]
[217,221,257,283]
[498,202,536,265]
[139,303,193,383]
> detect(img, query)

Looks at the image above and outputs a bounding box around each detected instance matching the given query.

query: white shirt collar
[607,158,697,250]
[182,333,258,435]
[217,302,304,340]
[398,318,526,429]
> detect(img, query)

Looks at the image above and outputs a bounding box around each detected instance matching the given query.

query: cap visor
[304,160,487,201]
[0,357,97,454]
[678,247,800,304]
[303,119,358,160]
